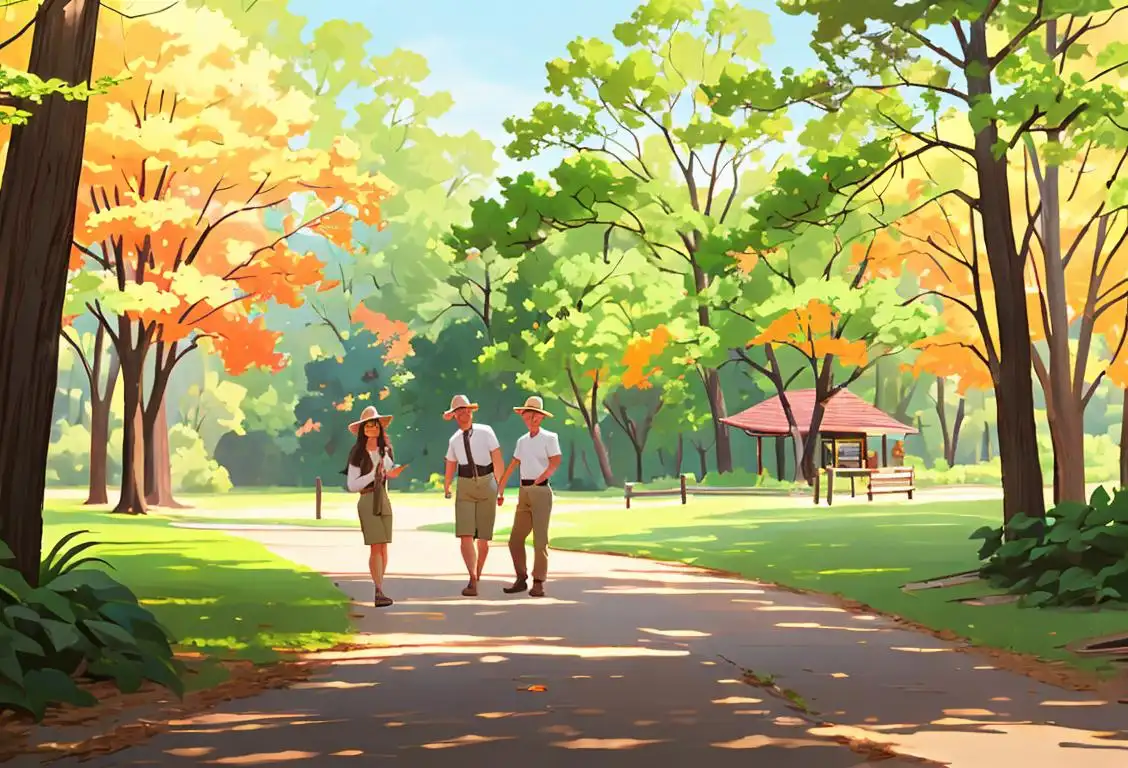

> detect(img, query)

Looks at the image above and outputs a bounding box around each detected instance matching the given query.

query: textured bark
[1121,390,1128,489]
[0,0,102,584]
[967,18,1047,523]
[144,397,182,508]
[85,351,118,506]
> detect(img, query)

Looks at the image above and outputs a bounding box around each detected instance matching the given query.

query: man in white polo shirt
[497,395,562,598]
[442,394,504,597]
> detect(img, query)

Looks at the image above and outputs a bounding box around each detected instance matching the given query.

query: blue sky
[287,0,819,176]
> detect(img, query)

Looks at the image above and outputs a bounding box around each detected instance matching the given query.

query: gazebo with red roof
[720,388,919,474]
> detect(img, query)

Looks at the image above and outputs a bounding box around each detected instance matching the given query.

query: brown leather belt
[458,464,493,479]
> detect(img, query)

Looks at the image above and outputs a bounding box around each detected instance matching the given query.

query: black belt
[458,464,493,479]
[521,479,549,487]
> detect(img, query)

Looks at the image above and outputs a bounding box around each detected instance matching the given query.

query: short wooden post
[680,473,687,504]
[813,468,820,505]
[756,435,763,475]
[625,483,633,509]
[315,477,322,520]
[882,434,888,467]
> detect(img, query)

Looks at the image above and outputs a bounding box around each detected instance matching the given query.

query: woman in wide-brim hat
[344,405,407,607]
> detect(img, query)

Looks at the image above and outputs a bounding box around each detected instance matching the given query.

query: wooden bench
[867,467,915,501]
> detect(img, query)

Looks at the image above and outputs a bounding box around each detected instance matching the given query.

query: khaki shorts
[358,487,393,545]
[455,475,497,540]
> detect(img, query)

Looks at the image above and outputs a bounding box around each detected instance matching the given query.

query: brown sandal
[529,580,545,597]
[503,577,528,594]
[461,579,478,597]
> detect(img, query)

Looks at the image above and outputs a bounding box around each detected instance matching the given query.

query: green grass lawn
[542,497,1128,675]
[43,503,353,688]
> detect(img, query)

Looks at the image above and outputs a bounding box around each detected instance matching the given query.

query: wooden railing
[623,474,806,508]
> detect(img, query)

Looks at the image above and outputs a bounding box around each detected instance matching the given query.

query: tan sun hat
[514,395,553,418]
[443,394,480,420]
[348,405,393,434]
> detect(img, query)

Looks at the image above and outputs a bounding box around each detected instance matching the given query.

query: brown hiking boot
[503,577,528,594]
[461,579,478,597]
[529,580,545,597]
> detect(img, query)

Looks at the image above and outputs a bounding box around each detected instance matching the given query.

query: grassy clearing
[543,496,1128,674]
[43,503,353,689]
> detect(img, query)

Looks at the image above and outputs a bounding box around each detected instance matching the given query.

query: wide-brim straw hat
[348,405,393,434]
[443,394,480,420]
[514,395,553,418]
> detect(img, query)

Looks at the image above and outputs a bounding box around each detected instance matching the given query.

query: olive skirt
[357,486,393,545]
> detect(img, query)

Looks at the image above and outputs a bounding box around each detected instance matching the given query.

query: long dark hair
[345,420,392,479]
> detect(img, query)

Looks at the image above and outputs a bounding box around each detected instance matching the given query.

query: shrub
[0,531,185,721]
[170,424,232,493]
[971,486,1128,608]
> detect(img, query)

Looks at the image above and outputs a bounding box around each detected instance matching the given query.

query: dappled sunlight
[551,737,668,749]
[421,734,517,749]
[809,718,1128,766]
[890,646,954,653]
[638,627,712,638]
[752,605,847,613]
[328,643,692,662]
[713,734,837,749]
[816,567,911,575]
[773,621,887,633]
[207,751,319,764]
[394,597,578,607]
[586,586,767,596]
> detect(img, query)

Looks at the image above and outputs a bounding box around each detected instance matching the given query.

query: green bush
[0,531,185,721]
[971,485,1128,608]
[170,424,233,493]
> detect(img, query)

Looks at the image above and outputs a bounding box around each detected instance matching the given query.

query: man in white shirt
[442,394,504,597]
[497,395,562,598]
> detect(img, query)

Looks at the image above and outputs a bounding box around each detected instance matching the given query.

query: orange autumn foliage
[69,5,393,376]
[621,324,672,389]
[353,303,414,364]
[750,299,869,368]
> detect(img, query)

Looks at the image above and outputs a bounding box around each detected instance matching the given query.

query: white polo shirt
[445,424,500,466]
[513,428,562,481]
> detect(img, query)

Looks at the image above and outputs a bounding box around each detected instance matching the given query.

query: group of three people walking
[344,393,561,607]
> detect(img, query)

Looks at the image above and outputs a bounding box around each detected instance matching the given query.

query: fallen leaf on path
[521,685,548,692]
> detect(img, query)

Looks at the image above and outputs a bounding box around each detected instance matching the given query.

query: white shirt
[513,429,562,480]
[445,424,500,466]
[346,450,395,492]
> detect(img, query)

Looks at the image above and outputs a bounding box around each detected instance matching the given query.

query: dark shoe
[529,580,545,597]
[503,577,528,594]
[374,590,393,608]
[461,579,478,597]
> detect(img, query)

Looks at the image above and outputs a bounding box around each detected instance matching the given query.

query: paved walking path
[32,519,1128,767]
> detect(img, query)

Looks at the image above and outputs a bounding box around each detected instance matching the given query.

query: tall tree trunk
[764,345,807,483]
[567,440,577,484]
[674,432,684,476]
[114,350,147,515]
[1120,389,1128,489]
[948,397,966,467]
[799,359,836,482]
[144,396,181,507]
[85,353,119,506]
[694,441,708,479]
[967,18,1047,523]
[1034,19,1086,505]
[936,377,951,465]
[566,366,615,486]
[0,0,103,585]
[702,367,732,473]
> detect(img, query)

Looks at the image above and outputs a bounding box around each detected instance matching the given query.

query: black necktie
[462,429,478,477]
